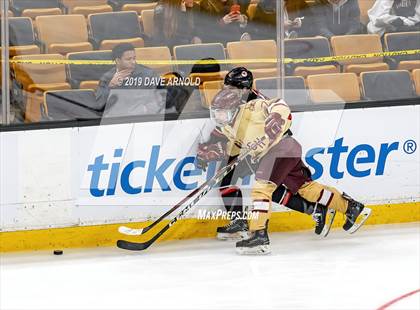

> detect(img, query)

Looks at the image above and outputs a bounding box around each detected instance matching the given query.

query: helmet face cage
[210,107,239,127]
[210,87,242,126]
[223,85,248,101]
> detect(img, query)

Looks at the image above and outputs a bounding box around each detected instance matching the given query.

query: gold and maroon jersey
[219,98,292,159]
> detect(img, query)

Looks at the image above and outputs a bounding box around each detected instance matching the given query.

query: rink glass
[0,0,417,126]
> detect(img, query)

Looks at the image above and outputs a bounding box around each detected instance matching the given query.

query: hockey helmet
[210,88,242,126]
[224,67,254,89]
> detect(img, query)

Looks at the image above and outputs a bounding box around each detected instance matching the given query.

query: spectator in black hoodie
[154,0,202,49]
[248,0,314,40]
[311,0,363,39]
[196,0,251,44]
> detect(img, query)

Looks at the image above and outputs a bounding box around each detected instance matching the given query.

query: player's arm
[196,128,229,171]
[263,99,292,143]
[206,128,229,145]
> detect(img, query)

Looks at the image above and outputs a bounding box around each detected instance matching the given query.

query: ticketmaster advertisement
[1,105,419,231]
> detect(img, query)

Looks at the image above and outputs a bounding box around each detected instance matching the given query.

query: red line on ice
[376,288,420,310]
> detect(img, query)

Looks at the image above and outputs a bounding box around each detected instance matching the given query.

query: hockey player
[197,67,336,240]
[198,87,371,255]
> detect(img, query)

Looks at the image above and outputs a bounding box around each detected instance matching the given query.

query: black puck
[53,250,63,255]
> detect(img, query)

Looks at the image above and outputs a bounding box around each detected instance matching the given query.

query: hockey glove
[265,112,285,143]
[196,142,227,171]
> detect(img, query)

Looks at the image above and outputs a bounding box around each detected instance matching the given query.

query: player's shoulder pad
[266,98,291,114]
[267,97,289,106]
[244,98,268,110]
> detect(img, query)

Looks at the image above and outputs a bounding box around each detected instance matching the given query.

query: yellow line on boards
[0,202,419,253]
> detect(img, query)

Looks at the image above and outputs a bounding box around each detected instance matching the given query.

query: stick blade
[116,239,151,251]
[118,226,144,236]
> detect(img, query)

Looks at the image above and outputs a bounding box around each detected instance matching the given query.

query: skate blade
[347,207,372,234]
[236,244,271,255]
[217,231,249,241]
[320,209,336,238]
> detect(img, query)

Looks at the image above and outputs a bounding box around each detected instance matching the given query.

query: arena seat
[173,43,228,76]
[12,54,71,92]
[11,0,62,19]
[135,47,172,75]
[201,80,223,108]
[331,34,389,74]
[61,0,112,16]
[307,73,361,103]
[285,37,340,78]
[227,40,277,78]
[254,77,310,105]
[189,71,226,88]
[384,32,420,71]
[36,15,93,55]
[413,69,420,96]
[122,2,157,14]
[12,53,71,122]
[88,11,144,50]
[72,5,112,16]
[360,70,416,101]
[44,89,103,121]
[22,8,62,21]
[66,50,114,89]
[108,0,157,11]
[141,9,155,38]
[358,0,375,25]
[7,17,40,57]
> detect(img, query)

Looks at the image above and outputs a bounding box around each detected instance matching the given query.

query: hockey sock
[220,186,243,216]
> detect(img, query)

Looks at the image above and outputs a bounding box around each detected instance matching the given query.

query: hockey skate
[312,203,336,238]
[342,193,371,234]
[236,227,271,255]
[217,218,249,241]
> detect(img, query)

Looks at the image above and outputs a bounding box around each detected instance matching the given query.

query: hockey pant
[218,155,316,222]
[249,136,350,231]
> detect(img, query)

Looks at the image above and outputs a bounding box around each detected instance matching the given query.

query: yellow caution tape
[3,49,420,66]
[287,49,420,64]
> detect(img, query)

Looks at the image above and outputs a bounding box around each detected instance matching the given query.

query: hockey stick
[116,145,257,251]
[118,183,207,236]
[118,145,254,237]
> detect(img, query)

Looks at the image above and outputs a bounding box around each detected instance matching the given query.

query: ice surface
[1,223,419,310]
